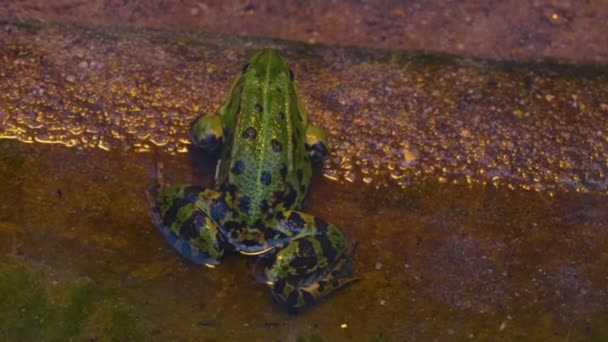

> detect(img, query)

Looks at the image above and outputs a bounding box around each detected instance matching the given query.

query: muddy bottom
[1,139,607,340]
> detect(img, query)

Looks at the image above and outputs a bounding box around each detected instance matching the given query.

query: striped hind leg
[146,184,227,267]
[262,211,358,308]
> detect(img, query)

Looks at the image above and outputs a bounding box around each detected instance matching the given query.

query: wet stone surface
[1,21,607,195]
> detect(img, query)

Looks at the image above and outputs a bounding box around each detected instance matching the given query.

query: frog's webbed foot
[190,113,224,153]
[145,184,228,267]
[262,211,357,308]
[305,124,328,165]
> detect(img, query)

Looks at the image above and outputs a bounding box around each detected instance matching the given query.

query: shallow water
[1,140,607,340]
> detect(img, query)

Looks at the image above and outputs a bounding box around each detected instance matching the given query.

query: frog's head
[244,48,293,82]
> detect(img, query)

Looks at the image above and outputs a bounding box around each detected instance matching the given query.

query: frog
[146,48,356,309]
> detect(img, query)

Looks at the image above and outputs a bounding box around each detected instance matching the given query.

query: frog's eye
[242,63,250,73]
[289,69,294,81]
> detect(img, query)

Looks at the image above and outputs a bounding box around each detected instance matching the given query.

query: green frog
[146,49,356,308]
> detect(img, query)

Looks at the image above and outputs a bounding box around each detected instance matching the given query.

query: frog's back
[218,49,312,224]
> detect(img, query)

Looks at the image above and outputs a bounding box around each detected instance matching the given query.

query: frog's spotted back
[219,48,311,225]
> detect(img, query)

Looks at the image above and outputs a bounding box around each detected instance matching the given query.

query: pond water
[1,140,607,340]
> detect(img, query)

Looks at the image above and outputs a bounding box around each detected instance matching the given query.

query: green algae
[0,259,50,340]
[0,257,147,341]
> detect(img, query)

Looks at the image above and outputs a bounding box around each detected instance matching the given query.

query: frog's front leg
[146,184,228,267]
[263,211,357,308]
[305,124,329,164]
[190,113,224,152]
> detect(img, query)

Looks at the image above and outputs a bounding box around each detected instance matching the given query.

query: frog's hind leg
[145,184,227,267]
[263,211,358,308]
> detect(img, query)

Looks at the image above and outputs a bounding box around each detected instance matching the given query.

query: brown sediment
[0,19,607,341]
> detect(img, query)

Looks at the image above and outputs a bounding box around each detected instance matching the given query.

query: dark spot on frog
[209,198,228,222]
[239,195,251,213]
[224,221,241,237]
[182,185,205,202]
[283,187,297,208]
[242,63,249,73]
[231,160,246,175]
[180,212,201,239]
[296,169,303,182]
[260,171,272,186]
[243,127,257,140]
[291,239,317,272]
[162,198,188,227]
[286,212,306,231]
[250,218,265,230]
[222,183,239,196]
[278,112,285,120]
[289,69,294,81]
[292,135,298,148]
[280,164,287,178]
[300,184,307,194]
[317,234,337,262]
[255,103,263,112]
[260,200,270,213]
[271,139,281,152]
[313,217,329,233]
[275,211,285,221]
